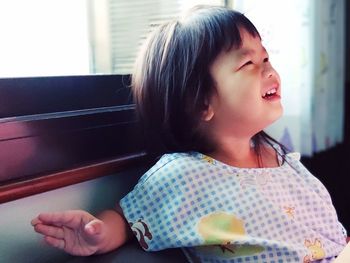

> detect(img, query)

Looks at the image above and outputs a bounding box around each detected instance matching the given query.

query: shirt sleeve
[119,154,204,251]
[285,152,333,202]
[285,152,348,239]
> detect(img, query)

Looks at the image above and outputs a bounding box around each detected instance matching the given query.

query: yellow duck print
[303,238,326,262]
[196,212,264,258]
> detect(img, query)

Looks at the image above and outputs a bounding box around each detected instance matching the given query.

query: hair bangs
[212,9,261,53]
[181,6,260,54]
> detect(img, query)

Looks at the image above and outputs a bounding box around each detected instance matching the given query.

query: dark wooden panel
[0,107,145,184]
[0,74,132,118]
[0,75,147,187]
[0,153,150,204]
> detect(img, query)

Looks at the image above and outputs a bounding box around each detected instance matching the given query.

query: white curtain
[233,0,345,156]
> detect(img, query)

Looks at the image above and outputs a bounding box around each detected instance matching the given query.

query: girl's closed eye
[243,60,253,67]
[238,60,253,70]
[238,56,270,71]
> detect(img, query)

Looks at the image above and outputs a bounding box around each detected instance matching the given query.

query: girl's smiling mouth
[262,86,280,100]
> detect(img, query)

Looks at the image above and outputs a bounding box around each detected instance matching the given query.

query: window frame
[0,74,148,203]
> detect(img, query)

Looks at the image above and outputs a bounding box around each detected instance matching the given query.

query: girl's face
[205,28,282,139]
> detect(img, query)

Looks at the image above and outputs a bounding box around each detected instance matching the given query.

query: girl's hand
[31,210,108,256]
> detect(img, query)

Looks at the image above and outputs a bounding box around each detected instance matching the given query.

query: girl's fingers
[44,236,65,250]
[31,217,43,226]
[37,210,90,228]
[38,211,73,226]
[34,224,65,239]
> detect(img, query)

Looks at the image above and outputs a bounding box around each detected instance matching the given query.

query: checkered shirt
[120,150,347,262]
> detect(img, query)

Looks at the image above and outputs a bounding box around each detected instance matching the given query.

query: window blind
[88,0,225,74]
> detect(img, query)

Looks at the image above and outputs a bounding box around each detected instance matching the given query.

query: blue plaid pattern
[120,150,346,262]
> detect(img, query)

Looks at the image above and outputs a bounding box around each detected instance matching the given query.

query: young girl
[31,6,347,262]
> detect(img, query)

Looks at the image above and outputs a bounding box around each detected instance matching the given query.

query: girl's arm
[31,208,133,256]
[95,208,133,254]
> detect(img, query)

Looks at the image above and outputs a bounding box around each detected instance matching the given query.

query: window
[0,0,226,78]
[89,0,227,74]
[0,0,90,78]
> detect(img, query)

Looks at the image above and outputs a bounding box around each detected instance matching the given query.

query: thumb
[84,219,103,236]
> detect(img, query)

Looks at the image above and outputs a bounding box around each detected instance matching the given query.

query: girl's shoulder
[137,151,209,186]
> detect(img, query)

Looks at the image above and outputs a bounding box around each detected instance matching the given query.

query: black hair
[132,5,288,159]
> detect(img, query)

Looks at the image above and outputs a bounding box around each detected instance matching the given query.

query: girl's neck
[208,138,261,168]
[207,137,280,169]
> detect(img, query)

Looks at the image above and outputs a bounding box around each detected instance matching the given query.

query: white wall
[0,168,144,263]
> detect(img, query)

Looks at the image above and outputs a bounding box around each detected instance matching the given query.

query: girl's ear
[202,104,214,121]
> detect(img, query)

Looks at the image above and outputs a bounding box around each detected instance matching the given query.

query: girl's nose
[263,64,275,79]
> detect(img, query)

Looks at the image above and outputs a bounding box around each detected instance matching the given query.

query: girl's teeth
[267,88,276,95]
[263,88,277,98]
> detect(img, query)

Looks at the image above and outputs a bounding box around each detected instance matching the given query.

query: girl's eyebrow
[236,47,268,59]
